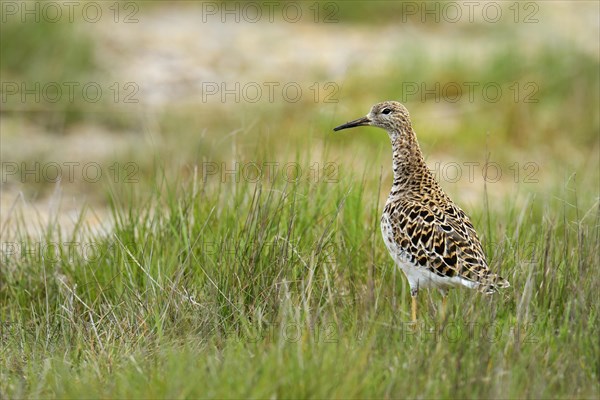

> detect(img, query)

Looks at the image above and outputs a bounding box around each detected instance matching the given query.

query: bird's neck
[389,129,435,196]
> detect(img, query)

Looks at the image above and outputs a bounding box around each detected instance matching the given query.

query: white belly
[380,213,476,292]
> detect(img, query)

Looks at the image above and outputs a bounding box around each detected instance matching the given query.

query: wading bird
[334,101,509,322]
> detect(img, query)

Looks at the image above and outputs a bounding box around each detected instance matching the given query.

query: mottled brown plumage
[334,101,509,322]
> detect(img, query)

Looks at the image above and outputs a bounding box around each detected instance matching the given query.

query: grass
[0,15,97,127]
[1,1,599,398]
[1,161,598,398]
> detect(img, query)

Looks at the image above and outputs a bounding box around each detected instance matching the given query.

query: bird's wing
[385,200,504,290]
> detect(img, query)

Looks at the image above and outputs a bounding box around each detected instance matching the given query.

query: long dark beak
[333,116,371,131]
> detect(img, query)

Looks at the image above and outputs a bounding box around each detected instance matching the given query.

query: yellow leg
[411,288,418,323]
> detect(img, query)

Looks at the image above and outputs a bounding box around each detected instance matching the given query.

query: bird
[334,101,509,323]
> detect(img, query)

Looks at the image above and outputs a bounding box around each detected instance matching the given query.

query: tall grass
[1,163,598,398]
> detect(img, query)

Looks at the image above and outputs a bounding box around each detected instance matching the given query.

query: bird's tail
[478,273,510,294]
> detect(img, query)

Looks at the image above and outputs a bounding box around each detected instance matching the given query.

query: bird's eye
[381,108,392,115]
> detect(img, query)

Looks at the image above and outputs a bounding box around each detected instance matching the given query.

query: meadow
[1,1,598,398]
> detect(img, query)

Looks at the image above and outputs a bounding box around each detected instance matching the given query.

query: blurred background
[1,0,598,235]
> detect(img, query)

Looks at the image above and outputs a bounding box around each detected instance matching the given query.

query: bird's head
[333,101,412,137]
